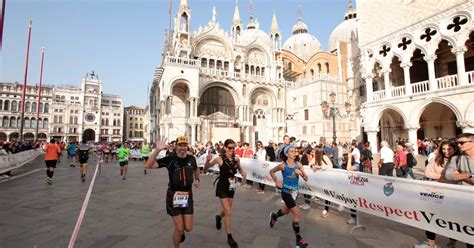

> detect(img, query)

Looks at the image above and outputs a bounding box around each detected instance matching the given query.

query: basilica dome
[328,6,358,52]
[241,18,272,47]
[283,18,322,62]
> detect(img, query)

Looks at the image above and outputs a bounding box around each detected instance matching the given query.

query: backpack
[79,149,89,160]
[407,153,417,168]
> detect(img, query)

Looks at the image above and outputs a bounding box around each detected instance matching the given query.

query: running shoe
[269,212,277,228]
[215,215,222,230]
[46,177,52,185]
[347,218,356,224]
[227,236,238,248]
[81,177,85,182]
[414,241,439,248]
[321,210,329,218]
[299,203,310,210]
[296,238,309,248]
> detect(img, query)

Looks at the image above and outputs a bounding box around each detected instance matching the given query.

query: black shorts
[281,190,297,209]
[79,158,88,165]
[143,156,149,161]
[215,181,236,199]
[119,161,128,166]
[45,160,57,168]
[166,189,194,216]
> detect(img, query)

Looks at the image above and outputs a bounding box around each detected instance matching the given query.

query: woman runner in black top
[204,139,246,248]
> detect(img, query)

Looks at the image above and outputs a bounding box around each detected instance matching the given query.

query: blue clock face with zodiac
[85,113,96,122]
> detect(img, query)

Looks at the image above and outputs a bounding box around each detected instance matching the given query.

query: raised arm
[204,152,221,170]
[144,136,167,169]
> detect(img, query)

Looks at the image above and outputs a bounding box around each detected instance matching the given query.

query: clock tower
[81,70,103,142]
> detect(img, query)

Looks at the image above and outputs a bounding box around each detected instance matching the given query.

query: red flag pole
[19,19,32,142]
[0,0,6,55]
[35,47,45,141]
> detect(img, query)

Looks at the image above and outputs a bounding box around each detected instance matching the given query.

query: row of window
[101,119,121,126]
[101,112,121,117]
[1,116,48,129]
[100,129,121,135]
[129,117,143,121]
[129,123,143,129]
[286,62,331,75]
[129,131,143,138]
[0,100,49,113]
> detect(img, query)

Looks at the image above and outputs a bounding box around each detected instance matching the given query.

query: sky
[0,0,353,107]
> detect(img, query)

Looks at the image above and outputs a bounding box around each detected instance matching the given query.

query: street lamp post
[320,92,352,143]
[35,47,45,141]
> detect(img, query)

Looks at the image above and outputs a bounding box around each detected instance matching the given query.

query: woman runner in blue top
[268,145,310,248]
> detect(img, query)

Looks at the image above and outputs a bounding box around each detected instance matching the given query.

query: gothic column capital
[405,125,420,131]
[456,121,474,128]
[362,73,374,80]
[424,55,437,63]
[364,127,379,133]
[452,46,467,56]
[401,62,412,68]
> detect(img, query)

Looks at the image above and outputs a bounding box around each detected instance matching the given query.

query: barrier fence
[198,156,474,244]
[0,149,44,174]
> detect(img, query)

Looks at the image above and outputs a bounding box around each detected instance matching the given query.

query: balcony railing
[373,90,386,101]
[368,71,472,102]
[164,56,199,67]
[199,68,294,86]
[411,80,429,94]
[437,74,458,89]
[391,85,405,97]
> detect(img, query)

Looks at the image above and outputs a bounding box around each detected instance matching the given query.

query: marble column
[425,55,437,91]
[401,62,412,95]
[366,129,379,155]
[383,69,391,99]
[364,75,374,102]
[190,124,196,146]
[453,47,467,86]
[407,127,419,155]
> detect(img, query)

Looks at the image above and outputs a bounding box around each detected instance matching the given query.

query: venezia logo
[348,174,369,186]
[383,182,394,196]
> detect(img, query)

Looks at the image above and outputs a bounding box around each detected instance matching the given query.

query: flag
[168,0,172,15]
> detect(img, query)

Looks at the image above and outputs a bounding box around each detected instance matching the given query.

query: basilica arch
[249,87,276,145]
[197,84,240,143]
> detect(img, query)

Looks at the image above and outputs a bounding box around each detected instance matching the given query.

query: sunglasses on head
[457,141,473,145]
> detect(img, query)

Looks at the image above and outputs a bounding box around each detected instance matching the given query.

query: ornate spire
[179,0,189,9]
[211,6,217,24]
[248,0,255,19]
[348,0,353,9]
[296,4,302,21]
[247,0,256,29]
[270,10,280,34]
[233,0,241,25]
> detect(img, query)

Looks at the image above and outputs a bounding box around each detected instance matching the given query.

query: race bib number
[229,178,237,191]
[173,191,189,208]
[290,190,299,201]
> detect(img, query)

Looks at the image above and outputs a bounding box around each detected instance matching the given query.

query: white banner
[199,156,474,244]
[0,149,44,174]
